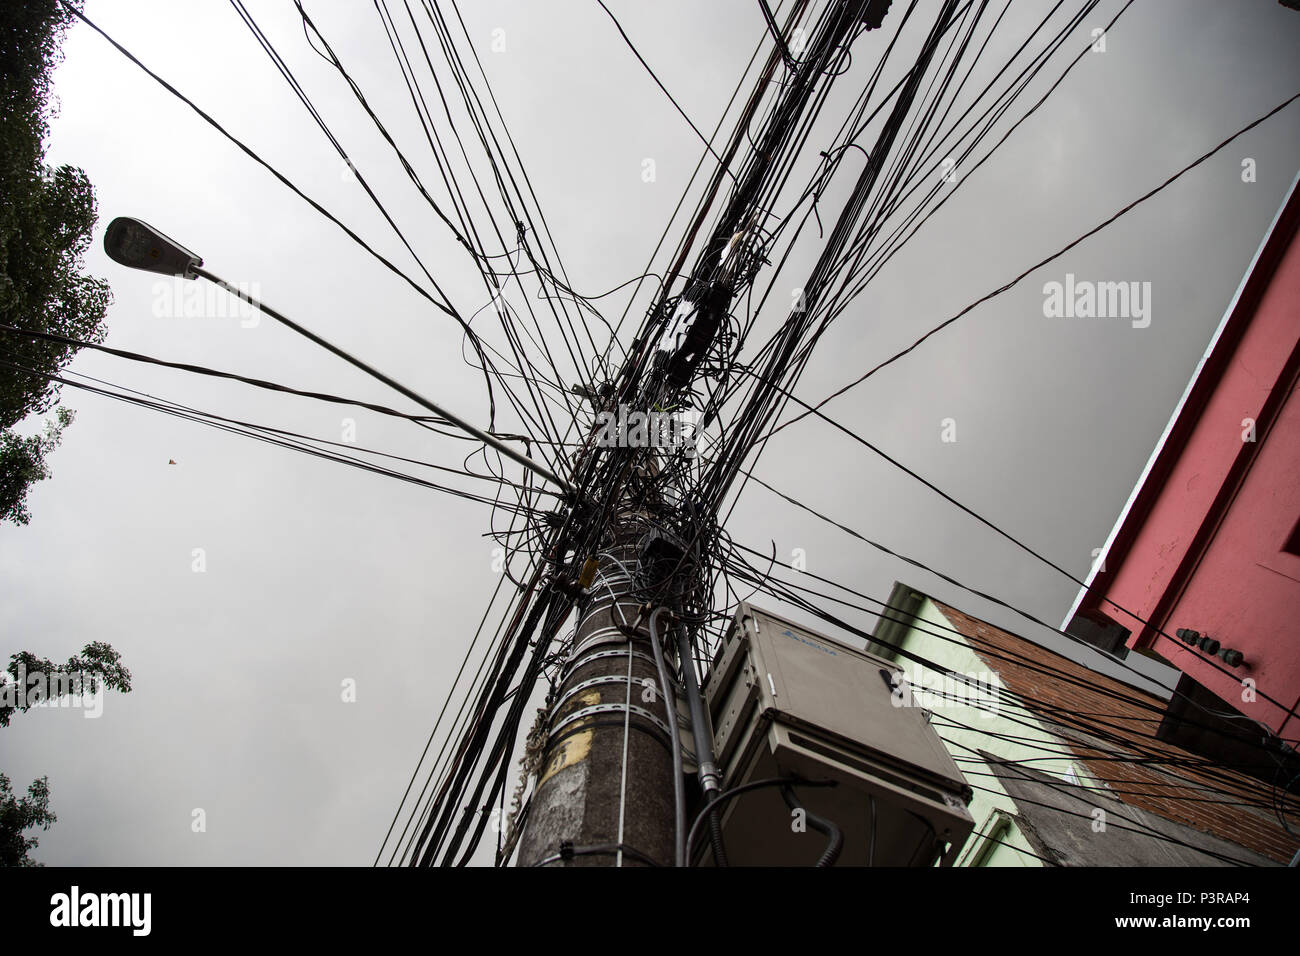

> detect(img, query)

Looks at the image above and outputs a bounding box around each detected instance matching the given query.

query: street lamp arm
[192,267,575,496]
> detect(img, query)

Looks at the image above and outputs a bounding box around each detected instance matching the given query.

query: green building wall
[875,591,1095,866]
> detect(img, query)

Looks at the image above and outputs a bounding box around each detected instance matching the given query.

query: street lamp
[102,216,574,496]
[103,217,203,278]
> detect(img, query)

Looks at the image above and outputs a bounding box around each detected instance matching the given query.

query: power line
[776,88,1300,426]
[593,0,737,177]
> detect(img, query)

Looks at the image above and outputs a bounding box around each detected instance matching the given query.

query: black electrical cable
[779,89,1300,427]
[684,776,837,864]
[780,784,844,866]
[58,0,504,423]
[0,357,554,506]
[722,537,1300,777]
[727,459,1300,725]
[867,794,877,866]
[593,0,736,178]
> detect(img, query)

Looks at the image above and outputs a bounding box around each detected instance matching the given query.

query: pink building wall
[1069,175,1300,742]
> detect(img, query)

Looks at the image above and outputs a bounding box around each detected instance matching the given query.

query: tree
[0,774,55,867]
[0,0,110,526]
[1,640,133,728]
[0,404,72,525]
[0,641,130,865]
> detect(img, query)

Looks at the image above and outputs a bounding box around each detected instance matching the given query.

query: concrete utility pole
[517,0,893,868]
[516,505,680,867]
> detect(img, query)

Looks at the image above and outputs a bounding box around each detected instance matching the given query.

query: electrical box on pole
[700,604,974,865]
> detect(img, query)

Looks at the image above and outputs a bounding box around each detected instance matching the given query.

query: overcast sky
[1,0,1297,866]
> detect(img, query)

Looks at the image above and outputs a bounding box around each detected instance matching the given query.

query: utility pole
[516,0,895,867]
[515,497,681,867]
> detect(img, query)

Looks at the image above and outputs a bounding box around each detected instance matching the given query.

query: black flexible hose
[707,800,729,866]
[684,776,838,863]
[781,784,843,867]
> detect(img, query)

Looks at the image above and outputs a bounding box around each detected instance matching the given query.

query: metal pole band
[547,675,650,722]
[569,625,649,659]
[561,647,661,681]
[550,702,674,744]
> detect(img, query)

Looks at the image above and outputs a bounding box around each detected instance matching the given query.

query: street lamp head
[104,217,203,278]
